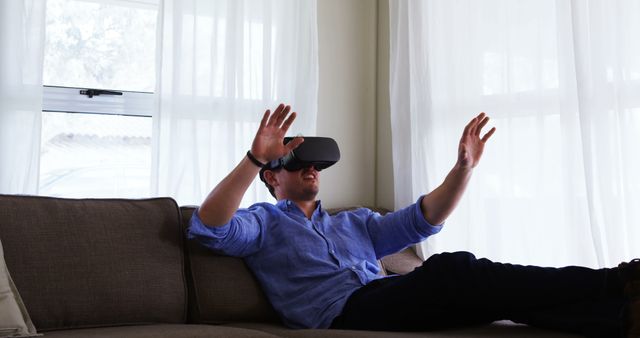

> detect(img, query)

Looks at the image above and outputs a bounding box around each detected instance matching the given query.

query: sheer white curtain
[389,0,640,268]
[153,0,318,206]
[0,0,46,194]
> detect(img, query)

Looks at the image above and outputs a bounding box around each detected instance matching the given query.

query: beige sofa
[0,194,580,337]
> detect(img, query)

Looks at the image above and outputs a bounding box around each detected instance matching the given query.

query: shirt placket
[320,215,366,281]
[309,215,341,266]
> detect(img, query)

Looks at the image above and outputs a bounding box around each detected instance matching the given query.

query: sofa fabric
[40,324,280,338]
[0,196,583,337]
[180,207,281,325]
[0,195,187,331]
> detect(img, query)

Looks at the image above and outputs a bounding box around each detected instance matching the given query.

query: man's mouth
[302,170,317,180]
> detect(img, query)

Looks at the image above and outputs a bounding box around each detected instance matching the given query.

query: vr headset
[259,137,340,182]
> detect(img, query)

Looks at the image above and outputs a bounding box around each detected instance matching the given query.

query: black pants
[330,251,627,338]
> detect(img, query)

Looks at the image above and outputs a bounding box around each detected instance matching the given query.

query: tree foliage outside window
[43,0,157,92]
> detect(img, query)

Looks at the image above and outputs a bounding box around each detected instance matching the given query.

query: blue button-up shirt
[187,196,442,329]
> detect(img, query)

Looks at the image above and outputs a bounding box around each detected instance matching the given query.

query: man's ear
[263,170,279,187]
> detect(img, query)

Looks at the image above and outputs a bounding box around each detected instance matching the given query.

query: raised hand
[250,104,304,164]
[458,112,496,169]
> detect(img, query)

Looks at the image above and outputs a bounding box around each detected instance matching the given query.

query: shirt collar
[276,199,324,216]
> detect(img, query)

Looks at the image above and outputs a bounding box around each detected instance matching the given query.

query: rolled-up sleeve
[365,196,443,259]
[187,207,265,257]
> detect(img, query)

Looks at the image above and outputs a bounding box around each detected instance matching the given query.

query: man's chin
[301,187,319,201]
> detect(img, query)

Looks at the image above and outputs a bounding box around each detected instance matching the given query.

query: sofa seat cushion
[40,324,280,338]
[0,195,187,331]
[229,321,581,337]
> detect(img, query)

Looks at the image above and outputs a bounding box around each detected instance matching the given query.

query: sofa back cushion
[0,195,187,331]
[180,207,280,325]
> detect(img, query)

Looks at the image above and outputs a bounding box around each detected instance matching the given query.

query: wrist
[246,150,266,167]
[453,162,473,173]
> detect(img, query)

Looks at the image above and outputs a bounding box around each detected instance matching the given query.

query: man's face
[269,166,320,201]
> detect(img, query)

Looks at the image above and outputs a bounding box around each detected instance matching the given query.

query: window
[41,0,158,198]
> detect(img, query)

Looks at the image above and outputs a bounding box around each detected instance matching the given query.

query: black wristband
[246,150,266,168]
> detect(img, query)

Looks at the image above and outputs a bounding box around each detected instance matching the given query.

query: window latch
[79,89,123,98]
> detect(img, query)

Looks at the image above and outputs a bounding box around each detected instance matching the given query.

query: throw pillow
[0,238,38,338]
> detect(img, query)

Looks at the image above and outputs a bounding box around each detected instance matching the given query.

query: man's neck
[292,199,317,219]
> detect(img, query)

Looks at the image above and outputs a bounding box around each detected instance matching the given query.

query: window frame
[42,85,155,117]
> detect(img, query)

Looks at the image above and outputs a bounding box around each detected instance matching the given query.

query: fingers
[259,109,270,129]
[463,116,475,136]
[266,103,295,129]
[475,114,489,136]
[274,105,291,126]
[281,112,297,132]
[259,103,300,142]
[464,112,493,138]
[267,103,286,126]
[481,127,496,143]
[286,136,304,151]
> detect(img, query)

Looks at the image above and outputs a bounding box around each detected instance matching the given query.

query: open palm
[251,104,304,164]
[458,112,496,169]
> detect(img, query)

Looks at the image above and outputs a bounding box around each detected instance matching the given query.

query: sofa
[0,194,580,337]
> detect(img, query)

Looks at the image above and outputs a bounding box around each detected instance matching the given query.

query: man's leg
[512,298,626,337]
[331,251,625,336]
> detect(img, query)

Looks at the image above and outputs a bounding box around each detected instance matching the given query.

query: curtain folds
[0,0,46,194]
[389,0,640,267]
[153,0,318,206]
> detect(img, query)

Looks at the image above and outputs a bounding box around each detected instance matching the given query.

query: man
[188,103,638,337]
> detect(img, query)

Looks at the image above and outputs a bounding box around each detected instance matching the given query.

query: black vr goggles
[259,137,340,182]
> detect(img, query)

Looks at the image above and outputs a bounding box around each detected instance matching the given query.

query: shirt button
[329,249,335,254]
[351,266,356,270]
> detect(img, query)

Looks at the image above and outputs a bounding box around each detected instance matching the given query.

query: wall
[375,0,394,210]
[316,0,378,208]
